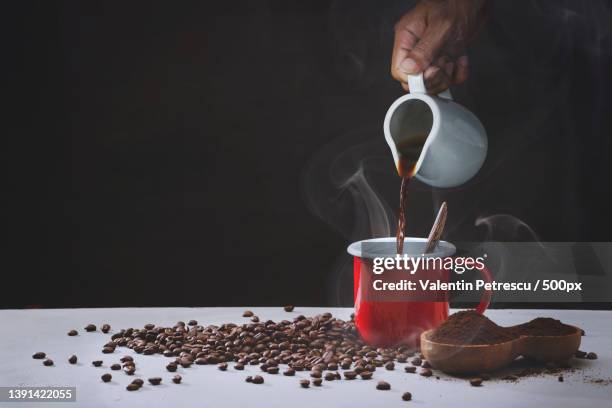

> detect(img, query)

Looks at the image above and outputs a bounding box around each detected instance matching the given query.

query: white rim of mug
[347,237,456,259]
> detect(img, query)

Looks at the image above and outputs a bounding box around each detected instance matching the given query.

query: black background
[5,1,612,309]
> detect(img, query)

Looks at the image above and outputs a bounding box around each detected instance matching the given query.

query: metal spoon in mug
[424,202,447,254]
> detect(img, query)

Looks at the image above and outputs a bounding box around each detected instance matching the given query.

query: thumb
[403,24,450,74]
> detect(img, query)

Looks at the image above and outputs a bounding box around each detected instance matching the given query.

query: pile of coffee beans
[105,312,412,375]
[94,311,417,399]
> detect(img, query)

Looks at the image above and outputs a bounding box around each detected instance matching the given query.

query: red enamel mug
[347,237,492,348]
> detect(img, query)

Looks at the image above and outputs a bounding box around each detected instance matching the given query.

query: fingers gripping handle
[407,73,453,100]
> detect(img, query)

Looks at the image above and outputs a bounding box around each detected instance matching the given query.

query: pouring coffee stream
[394,135,447,255]
[394,135,426,254]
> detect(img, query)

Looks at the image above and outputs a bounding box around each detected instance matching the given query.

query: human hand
[391,0,487,94]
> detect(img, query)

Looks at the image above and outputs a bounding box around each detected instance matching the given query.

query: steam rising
[301,128,396,305]
[340,166,391,238]
[302,129,395,241]
[475,214,540,242]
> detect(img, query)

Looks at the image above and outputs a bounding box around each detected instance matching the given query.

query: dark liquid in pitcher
[395,135,427,254]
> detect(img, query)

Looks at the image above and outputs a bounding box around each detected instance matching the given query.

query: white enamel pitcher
[383,73,487,188]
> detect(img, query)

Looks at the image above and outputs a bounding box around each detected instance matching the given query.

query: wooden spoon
[420,326,582,374]
[424,202,447,254]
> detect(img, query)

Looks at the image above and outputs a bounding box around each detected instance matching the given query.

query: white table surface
[0,307,610,408]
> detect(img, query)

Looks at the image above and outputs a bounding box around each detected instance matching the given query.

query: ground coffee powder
[511,317,577,336]
[429,311,518,345]
[430,311,581,346]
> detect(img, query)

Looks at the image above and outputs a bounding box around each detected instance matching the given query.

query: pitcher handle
[475,264,493,314]
[407,73,453,100]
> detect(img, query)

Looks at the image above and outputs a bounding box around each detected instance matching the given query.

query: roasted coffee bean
[32,352,46,359]
[420,368,433,377]
[283,305,295,312]
[312,363,326,371]
[172,374,182,384]
[251,316,260,323]
[85,324,96,332]
[402,392,412,401]
[385,362,395,370]
[396,354,408,363]
[110,363,121,370]
[101,324,111,333]
[575,350,587,358]
[235,363,245,370]
[43,359,54,366]
[404,366,416,373]
[195,358,207,365]
[327,363,338,371]
[101,373,112,383]
[102,347,114,354]
[245,376,253,383]
[67,330,78,336]
[421,361,431,369]
[68,355,77,364]
[166,363,177,372]
[344,371,357,380]
[126,383,140,391]
[312,378,322,386]
[324,372,336,381]
[376,381,391,390]
[300,379,310,388]
[148,377,162,385]
[120,356,133,363]
[92,360,103,367]
[180,359,193,368]
[242,310,254,317]
[188,320,197,326]
[218,362,228,371]
[341,361,352,370]
[124,366,136,375]
[586,352,598,360]
[411,357,422,366]
[360,371,373,380]
[469,378,483,387]
[144,323,155,330]
[310,370,322,378]
[267,366,279,374]
[131,379,144,387]
[558,375,564,382]
[252,375,264,384]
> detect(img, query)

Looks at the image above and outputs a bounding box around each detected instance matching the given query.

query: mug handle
[475,264,493,314]
[407,73,453,100]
